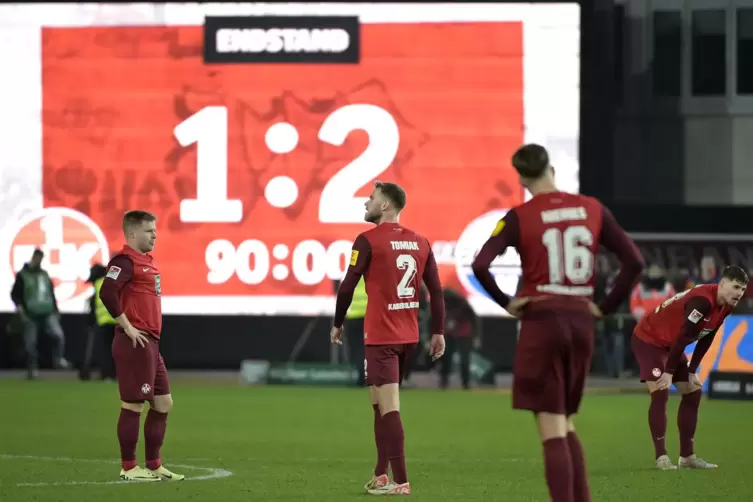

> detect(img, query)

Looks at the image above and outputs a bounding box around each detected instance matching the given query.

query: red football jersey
[100,245,163,338]
[350,223,433,345]
[472,192,643,314]
[514,193,604,299]
[635,284,731,348]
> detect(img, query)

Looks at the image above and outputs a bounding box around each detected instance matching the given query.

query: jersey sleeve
[597,206,645,315]
[666,296,713,371]
[471,210,520,310]
[333,235,372,328]
[421,244,445,335]
[98,255,134,319]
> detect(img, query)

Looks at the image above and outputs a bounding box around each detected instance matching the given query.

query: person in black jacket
[438,288,480,389]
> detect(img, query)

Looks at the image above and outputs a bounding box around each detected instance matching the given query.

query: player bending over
[472,144,644,502]
[331,181,446,496]
[631,265,748,470]
[99,211,184,482]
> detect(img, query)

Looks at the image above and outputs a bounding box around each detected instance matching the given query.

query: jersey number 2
[396,254,418,298]
[541,226,594,284]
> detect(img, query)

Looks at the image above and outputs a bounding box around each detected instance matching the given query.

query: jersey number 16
[542,226,594,284]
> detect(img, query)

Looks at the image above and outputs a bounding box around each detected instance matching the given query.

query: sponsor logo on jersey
[688,309,704,324]
[455,209,521,303]
[106,266,121,280]
[349,250,359,267]
[204,16,360,64]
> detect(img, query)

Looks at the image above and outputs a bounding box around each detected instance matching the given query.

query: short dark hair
[375,181,407,211]
[122,210,157,233]
[721,265,749,285]
[32,248,44,258]
[512,143,550,179]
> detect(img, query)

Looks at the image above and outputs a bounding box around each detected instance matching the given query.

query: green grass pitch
[0,378,751,501]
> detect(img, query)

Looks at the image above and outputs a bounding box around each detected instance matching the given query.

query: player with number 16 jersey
[472,144,644,502]
[331,181,445,496]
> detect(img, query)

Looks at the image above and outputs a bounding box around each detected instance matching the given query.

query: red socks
[373,404,389,476]
[117,408,169,471]
[381,411,407,484]
[542,437,574,502]
[678,390,701,458]
[649,389,669,458]
[117,409,140,471]
[567,432,591,502]
[144,409,168,470]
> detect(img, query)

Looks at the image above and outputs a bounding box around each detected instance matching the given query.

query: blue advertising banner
[681,315,753,392]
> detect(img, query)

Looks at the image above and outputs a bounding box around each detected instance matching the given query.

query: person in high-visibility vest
[345,276,368,386]
[79,264,118,381]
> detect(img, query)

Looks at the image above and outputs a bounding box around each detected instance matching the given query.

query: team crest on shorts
[652,368,662,378]
[141,383,152,394]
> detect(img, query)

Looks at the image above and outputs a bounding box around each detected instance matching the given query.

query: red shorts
[364,343,417,387]
[512,300,594,416]
[631,332,689,383]
[112,328,170,402]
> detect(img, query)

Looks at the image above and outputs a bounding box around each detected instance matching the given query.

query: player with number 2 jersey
[472,144,644,502]
[331,181,445,496]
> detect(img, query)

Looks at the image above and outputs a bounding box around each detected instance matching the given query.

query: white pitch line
[0,454,232,487]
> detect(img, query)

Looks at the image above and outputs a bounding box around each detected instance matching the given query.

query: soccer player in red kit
[472,144,644,502]
[631,265,748,470]
[331,181,446,496]
[99,210,184,482]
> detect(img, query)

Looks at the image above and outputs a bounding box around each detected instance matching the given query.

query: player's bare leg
[645,382,675,470]
[367,384,411,495]
[674,382,717,469]
[365,386,391,491]
[536,412,574,502]
[566,416,591,502]
[144,394,185,481]
[118,402,159,482]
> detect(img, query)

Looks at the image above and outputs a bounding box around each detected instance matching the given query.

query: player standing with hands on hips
[631,265,748,470]
[331,181,446,496]
[472,144,644,502]
[99,210,184,482]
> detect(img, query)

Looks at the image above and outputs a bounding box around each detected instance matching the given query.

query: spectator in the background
[10,248,70,379]
[596,255,626,378]
[630,263,675,323]
[79,264,118,381]
[688,255,720,287]
[437,288,480,390]
[344,276,368,387]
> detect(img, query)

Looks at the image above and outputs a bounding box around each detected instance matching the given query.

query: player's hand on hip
[588,302,603,318]
[429,334,445,361]
[124,325,150,348]
[330,326,343,345]
[689,373,702,392]
[656,372,673,390]
[506,297,532,318]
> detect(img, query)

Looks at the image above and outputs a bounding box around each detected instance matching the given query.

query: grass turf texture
[0,379,751,501]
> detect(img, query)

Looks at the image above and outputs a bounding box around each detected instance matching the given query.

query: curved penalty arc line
[0,454,232,487]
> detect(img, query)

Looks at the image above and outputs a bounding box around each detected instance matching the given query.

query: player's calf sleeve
[649,389,669,459]
[117,408,141,471]
[144,409,168,470]
[373,404,389,476]
[381,411,408,484]
[542,437,574,502]
[678,390,702,458]
[566,432,591,502]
